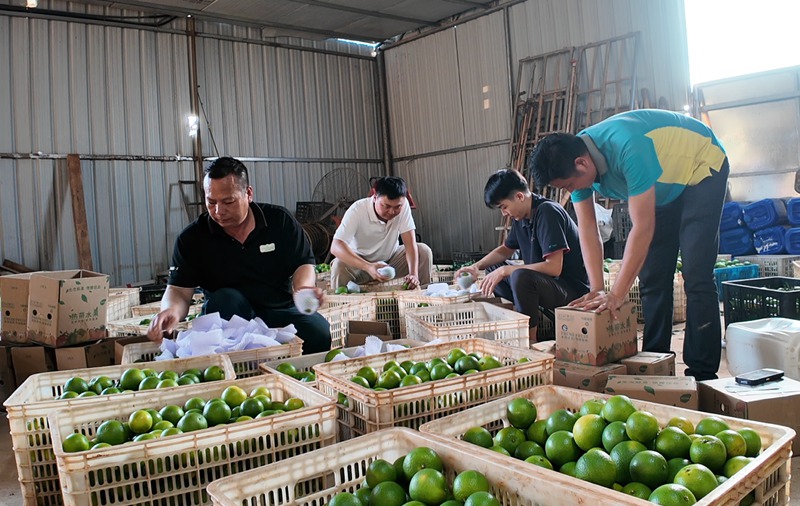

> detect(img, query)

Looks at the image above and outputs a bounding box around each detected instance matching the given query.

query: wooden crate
[313,338,552,439]
[419,384,794,506]
[50,375,337,506]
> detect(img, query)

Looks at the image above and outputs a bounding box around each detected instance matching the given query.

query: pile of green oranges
[56,365,227,400]
[346,348,520,391]
[61,385,306,453]
[328,446,500,506]
[460,395,763,505]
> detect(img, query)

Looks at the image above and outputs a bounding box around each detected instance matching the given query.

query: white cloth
[333,196,415,263]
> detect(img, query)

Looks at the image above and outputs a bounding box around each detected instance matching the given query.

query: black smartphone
[734,368,785,386]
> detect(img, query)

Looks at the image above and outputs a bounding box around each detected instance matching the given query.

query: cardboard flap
[346,320,392,347]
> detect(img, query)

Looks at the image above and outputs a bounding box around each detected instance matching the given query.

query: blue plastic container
[787,198,800,226]
[720,202,744,232]
[785,227,800,255]
[753,226,789,254]
[742,198,787,231]
[719,227,755,256]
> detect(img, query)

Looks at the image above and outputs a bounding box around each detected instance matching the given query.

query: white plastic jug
[725,318,800,380]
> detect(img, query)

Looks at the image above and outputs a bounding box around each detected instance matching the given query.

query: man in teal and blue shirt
[530,109,729,381]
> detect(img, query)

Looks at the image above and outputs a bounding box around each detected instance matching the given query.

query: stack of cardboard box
[545,302,698,410]
[0,270,112,401]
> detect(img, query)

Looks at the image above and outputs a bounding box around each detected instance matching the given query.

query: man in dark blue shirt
[457,169,589,344]
[146,157,331,354]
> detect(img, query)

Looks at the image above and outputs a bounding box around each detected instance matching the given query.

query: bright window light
[186,114,199,137]
[685,0,800,85]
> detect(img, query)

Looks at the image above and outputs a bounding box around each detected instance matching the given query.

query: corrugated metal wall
[383,0,690,261]
[386,11,512,258]
[694,66,800,201]
[0,4,381,286]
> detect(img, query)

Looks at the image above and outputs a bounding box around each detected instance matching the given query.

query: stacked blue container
[785,198,800,255]
[741,199,789,254]
[719,201,754,255]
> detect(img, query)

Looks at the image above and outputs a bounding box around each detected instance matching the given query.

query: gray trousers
[330,243,433,288]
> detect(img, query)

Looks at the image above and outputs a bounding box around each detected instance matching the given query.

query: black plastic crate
[139,284,167,304]
[451,251,486,265]
[722,276,800,327]
[612,202,632,242]
[295,201,334,223]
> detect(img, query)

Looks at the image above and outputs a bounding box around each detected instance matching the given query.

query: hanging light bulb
[26,0,38,7]
[186,114,199,137]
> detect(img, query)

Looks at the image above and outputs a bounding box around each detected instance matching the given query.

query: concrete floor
[0,325,797,505]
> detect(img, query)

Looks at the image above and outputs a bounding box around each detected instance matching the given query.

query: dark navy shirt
[504,196,589,292]
[168,203,314,311]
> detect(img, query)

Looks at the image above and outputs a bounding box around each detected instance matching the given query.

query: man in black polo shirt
[456,169,589,344]
[146,157,331,354]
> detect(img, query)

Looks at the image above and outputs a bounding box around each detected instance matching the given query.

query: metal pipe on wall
[376,51,393,176]
[187,17,203,184]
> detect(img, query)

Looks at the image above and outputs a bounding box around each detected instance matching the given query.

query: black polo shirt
[168,203,314,311]
[504,196,589,292]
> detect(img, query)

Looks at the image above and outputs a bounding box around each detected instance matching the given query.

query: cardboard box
[1,272,35,344]
[11,345,57,386]
[555,302,638,366]
[112,335,151,364]
[0,342,19,404]
[699,377,800,455]
[553,360,626,392]
[620,352,676,376]
[605,375,698,409]
[27,270,110,347]
[346,320,392,347]
[55,339,115,371]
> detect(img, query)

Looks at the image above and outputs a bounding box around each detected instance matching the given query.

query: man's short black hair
[484,169,530,208]
[204,157,249,191]
[530,133,588,189]
[373,176,407,200]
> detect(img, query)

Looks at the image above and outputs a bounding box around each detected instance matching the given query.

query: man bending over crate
[330,176,433,290]
[146,157,332,354]
[456,169,589,345]
[530,109,729,380]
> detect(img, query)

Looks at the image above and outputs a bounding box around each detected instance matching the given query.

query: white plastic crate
[419,384,793,506]
[430,266,487,284]
[130,302,203,318]
[49,374,337,506]
[120,338,304,378]
[106,287,141,321]
[206,426,640,506]
[404,301,529,347]
[605,266,685,324]
[736,255,800,278]
[313,338,553,439]
[317,294,376,349]
[396,286,477,336]
[107,314,195,337]
[4,354,235,506]
[258,339,424,387]
[328,280,417,339]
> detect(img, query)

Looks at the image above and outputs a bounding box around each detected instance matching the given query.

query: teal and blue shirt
[570,109,727,205]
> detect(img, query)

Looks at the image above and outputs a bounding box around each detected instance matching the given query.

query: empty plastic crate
[720,227,755,255]
[742,198,787,231]
[753,225,788,254]
[720,201,744,231]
